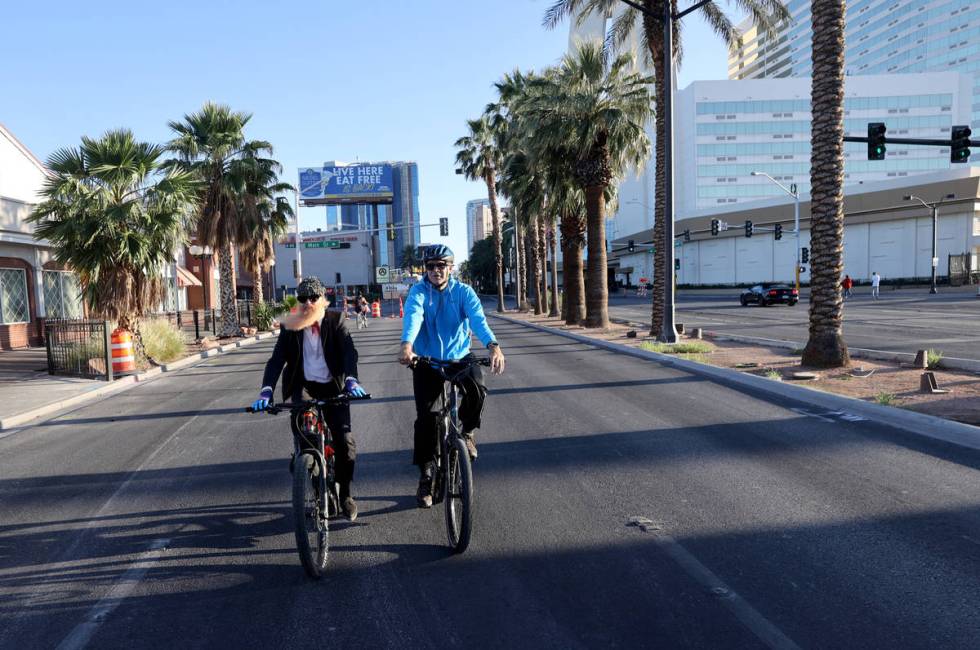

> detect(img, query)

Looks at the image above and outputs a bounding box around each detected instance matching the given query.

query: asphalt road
[608,287,980,361]
[1,318,979,648]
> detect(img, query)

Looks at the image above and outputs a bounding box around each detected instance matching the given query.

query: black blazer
[261,311,359,402]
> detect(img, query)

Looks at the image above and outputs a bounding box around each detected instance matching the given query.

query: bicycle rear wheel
[444,437,473,553]
[293,453,328,578]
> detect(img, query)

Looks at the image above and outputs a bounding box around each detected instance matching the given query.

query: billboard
[298,163,394,203]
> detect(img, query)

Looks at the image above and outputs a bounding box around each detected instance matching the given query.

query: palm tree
[29,129,198,331]
[802,0,849,367]
[455,116,505,312]
[168,102,273,337]
[401,245,421,274]
[546,0,790,336]
[520,43,653,328]
[500,149,547,314]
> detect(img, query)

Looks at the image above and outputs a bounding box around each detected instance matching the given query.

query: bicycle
[410,356,490,554]
[246,393,370,578]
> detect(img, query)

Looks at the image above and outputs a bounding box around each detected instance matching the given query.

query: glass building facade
[728,0,980,135]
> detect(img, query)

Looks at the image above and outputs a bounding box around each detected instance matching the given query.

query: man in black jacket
[251,277,367,521]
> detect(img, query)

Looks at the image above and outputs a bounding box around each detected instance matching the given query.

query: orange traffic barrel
[371,301,381,318]
[111,328,137,376]
[399,297,404,318]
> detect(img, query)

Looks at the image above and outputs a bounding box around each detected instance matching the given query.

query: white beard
[280,297,327,331]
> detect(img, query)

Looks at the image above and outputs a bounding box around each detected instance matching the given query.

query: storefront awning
[176,265,202,287]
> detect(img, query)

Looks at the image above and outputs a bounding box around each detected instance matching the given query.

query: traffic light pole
[843,136,975,147]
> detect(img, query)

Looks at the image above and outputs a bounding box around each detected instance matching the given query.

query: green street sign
[304,240,343,249]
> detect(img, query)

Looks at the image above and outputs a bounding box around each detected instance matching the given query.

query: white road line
[629,518,801,650]
[55,537,170,650]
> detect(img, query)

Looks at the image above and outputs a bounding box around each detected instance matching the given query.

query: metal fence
[151,306,259,340]
[44,319,113,380]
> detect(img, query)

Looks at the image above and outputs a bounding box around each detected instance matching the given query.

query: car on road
[740,283,799,307]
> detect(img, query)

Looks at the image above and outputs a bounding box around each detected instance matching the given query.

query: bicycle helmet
[422,244,454,264]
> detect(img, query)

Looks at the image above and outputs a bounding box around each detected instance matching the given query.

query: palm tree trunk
[548,219,560,317]
[802,0,849,368]
[560,210,586,325]
[649,44,668,339]
[218,243,240,337]
[484,171,505,313]
[518,219,531,310]
[513,220,523,311]
[253,265,264,315]
[583,186,609,328]
[537,214,548,313]
[530,213,543,314]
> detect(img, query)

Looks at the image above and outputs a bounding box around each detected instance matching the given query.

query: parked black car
[740,283,799,307]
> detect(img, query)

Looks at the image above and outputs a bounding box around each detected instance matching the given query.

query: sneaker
[463,433,478,460]
[416,475,433,509]
[342,496,358,522]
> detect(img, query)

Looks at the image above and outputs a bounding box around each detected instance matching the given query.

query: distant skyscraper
[466,199,491,253]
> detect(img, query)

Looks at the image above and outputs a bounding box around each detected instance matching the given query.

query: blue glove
[344,377,367,398]
[251,387,273,411]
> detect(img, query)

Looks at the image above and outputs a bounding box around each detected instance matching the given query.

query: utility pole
[904,193,954,294]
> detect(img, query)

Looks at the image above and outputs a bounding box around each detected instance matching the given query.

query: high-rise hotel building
[728,0,980,133]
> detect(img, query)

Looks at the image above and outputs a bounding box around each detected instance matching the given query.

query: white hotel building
[568,7,980,286]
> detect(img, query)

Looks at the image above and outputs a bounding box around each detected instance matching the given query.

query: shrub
[926,349,943,369]
[765,369,782,380]
[874,391,897,406]
[254,302,279,331]
[640,341,713,355]
[139,318,186,363]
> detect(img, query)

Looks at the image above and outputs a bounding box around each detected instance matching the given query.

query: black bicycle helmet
[422,244,454,264]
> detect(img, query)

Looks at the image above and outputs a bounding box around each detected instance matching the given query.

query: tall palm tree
[455,116,505,312]
[239,195,291,310]
[521,43,653,328]
[500,149,547,314]
[29,129,199,330]
[802,0,849,367]
[546,0,790,336]
[168,102,273,337]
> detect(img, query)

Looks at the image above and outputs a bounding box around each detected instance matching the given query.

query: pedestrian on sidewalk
[356,295,369,330]
[871,271,881,300]
[841,274,853,299]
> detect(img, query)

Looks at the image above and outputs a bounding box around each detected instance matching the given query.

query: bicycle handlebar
[245,394,372,415]
[410,356,491,370]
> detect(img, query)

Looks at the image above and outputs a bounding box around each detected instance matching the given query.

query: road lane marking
[628,517,802,650]
[56,537,171,650]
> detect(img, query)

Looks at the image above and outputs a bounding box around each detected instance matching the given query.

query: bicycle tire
[293,453,328,578]
[444,437,473,553]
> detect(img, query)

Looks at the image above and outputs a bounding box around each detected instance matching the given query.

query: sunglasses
[425,262,448,271]
[297,295,320,304]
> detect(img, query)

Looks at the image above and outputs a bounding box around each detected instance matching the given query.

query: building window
[0,268,30,324]
[43,271,83,319]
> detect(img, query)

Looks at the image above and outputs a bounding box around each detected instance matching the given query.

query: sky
[2,0,732,261]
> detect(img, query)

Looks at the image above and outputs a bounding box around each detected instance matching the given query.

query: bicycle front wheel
[444,437,473,553]
[293,453,328,578]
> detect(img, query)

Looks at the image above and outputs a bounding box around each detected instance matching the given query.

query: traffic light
[801,247,809,264]
[683,229,691,242]
[868,122,886,160]
[774,224,782,241]
[711,219,720,236]
[439,217,449,236]
[387,223,396,241]
[745,220,753,238]
[951,125,972,163]
[674,258,680,271]
[627,239,635,253]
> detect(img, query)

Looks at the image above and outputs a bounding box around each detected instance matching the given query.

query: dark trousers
[412,355,486,467]
[291,381,356,497]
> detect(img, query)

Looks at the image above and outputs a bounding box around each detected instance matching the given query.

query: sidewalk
[0,332,278,431]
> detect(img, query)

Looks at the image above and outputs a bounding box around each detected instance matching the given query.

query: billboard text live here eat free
[299,163,394,202]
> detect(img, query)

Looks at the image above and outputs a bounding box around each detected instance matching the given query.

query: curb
[0,330,279,431]
[609,316,980,374]
[491,313,980,453]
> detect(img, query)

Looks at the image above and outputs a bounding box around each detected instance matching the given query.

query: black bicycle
[411,356,490,554]
[246,393,370,578]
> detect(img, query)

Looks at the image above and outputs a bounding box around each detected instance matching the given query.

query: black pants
[291,381,356,497]
[412,355,487,467]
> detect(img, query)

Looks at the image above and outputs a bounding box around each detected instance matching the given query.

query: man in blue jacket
[398,244,505,508]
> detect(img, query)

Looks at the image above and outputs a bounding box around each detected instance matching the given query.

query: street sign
[375,265,389,283]
[303,240,344,249]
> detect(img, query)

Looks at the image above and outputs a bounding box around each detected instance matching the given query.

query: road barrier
[110,328,137,376]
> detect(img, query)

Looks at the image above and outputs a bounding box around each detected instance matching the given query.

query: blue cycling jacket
[400,277,497,361]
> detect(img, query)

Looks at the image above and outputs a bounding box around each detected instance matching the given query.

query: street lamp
[752,171,801,292]
[188,244,213,309]
[904,193,954,294]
